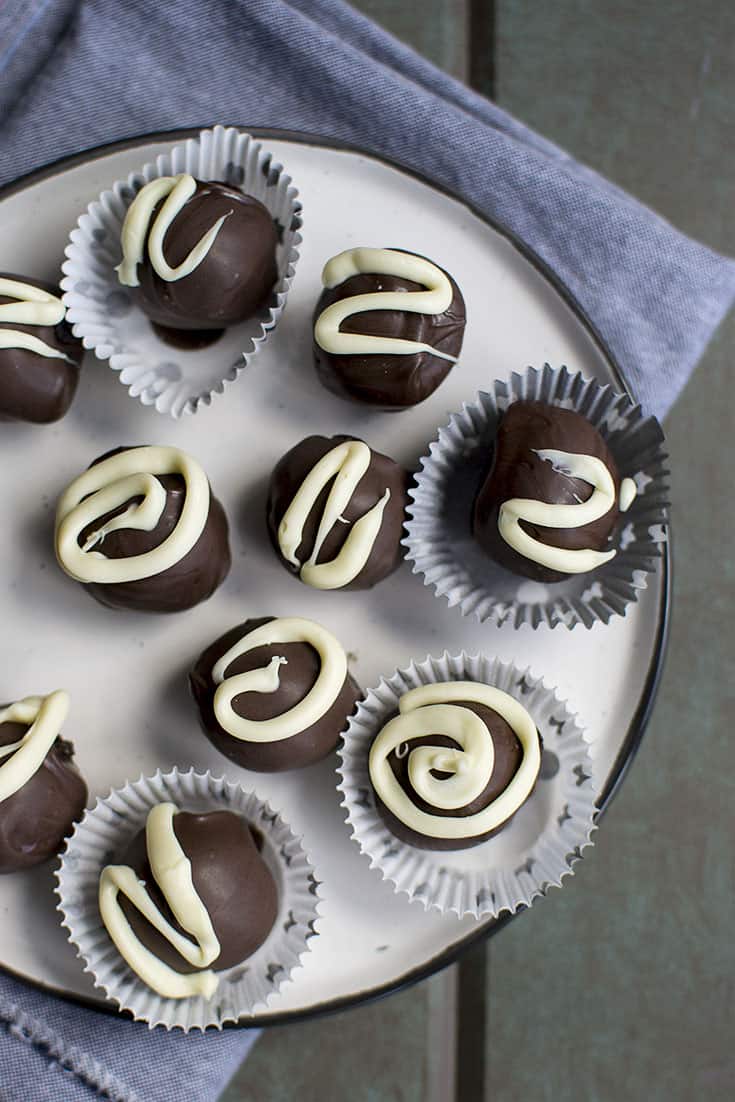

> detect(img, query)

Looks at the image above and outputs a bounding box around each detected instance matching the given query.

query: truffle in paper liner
[403,364,669,629]
[337,652,596,919]
[55,768,319,1030]
[61,125,301,417]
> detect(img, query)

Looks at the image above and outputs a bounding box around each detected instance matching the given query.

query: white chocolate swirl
[0,691,71,803]
[99,803,220,999]
[55,445,210,585]
[498,449,636,574]
[212,616,348,744]
[369,682,541,841]
[116,174,229,287]
[0,277,72,362]
[278,440,391,590]
[314,247,457,362]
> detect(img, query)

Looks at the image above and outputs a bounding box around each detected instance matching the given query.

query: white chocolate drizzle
[99,802,220,1000]
[498,449,620,574]
[212,616,348,744]
[0,691,70,803]
[55,445,210,585]
[0,277,72,362]
[116,174,229,287]
[369,682,540,840]
[314,247,457,362]
[278,440,391,590]
[619,477,637,512]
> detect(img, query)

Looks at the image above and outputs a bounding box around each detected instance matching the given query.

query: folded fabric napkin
[0,971,259,1102]
[0,1,733,1099]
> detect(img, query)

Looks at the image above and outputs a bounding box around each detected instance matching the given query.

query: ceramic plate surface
[0,131,669,1024]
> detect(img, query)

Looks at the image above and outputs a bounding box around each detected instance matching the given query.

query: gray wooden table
[224,4,735,1099]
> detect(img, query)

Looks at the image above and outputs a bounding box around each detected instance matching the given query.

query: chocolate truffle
[472,401,638,584]
[190,616,361,772]
[0,274,82,423]
[0,691,87,873]
[99,803,278,999]
[312,247,466,409]
[115,174,278,341]
[368,682,541,851]
[267,434,410,591]
[54,444,231,613]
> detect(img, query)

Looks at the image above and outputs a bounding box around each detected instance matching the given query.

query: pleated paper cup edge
[336,651,597,919]
[54,767,320,1031]
[402,365,670,630]
[60,125,302,419]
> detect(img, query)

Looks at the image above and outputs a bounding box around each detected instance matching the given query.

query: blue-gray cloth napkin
[0,971,259,1102]
[0,1,733,1100]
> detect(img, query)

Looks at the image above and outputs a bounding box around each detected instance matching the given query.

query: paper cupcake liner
[61,125,302,418]
[403,364,670,629]
[337,652,596,919]
[55,768,320,1031]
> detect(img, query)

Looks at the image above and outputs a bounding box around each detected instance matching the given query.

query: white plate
[0,131,669,1023]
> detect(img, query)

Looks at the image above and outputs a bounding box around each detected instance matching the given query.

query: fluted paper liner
[337,652,596,919]
[55,768,319,1031]
[403,365,669,629]
[61,125,302,417]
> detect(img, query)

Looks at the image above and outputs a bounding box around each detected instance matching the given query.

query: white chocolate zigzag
[278,440,390,590]
[99,803,220,999]
[314,247,457,362]
[0,277,72,362]
[0,691,71,803]
[498,448,637,574]
[116,174,229,287]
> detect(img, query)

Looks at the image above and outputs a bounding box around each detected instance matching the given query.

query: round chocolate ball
[190,616,362,772]
[0,273,82,424]
[266,434,410,591]
[472,402,623,584]
[117,810,278,972]
[127,180,278,334]
[312,247,466,409]
[373,700,535,852]
[56,445,231,614]
[0,717,87,873]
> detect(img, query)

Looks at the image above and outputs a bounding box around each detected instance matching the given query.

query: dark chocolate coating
[0,717,87,873]
[0,274,82,424]
[375,701,540,851]
[117,810,278,972]
[472,401,622,584]
[266,434,410,591]
[190,617,362,771]
[73,446,231,613]
[131,181,278,331]
[312,251,466,409]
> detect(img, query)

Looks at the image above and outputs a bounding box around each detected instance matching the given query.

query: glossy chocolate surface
[313,256,466,409]
[375,700,534,851]
[266,434,410,591]
[190,617,362,772]
[0,719,87,873]
[76,447,231,613]
[472,401,621,584]
[131,181,278,331]
[0,274,82,424]
[118,810,278,971]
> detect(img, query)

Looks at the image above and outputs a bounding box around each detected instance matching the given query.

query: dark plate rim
[0,125,671,1029]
